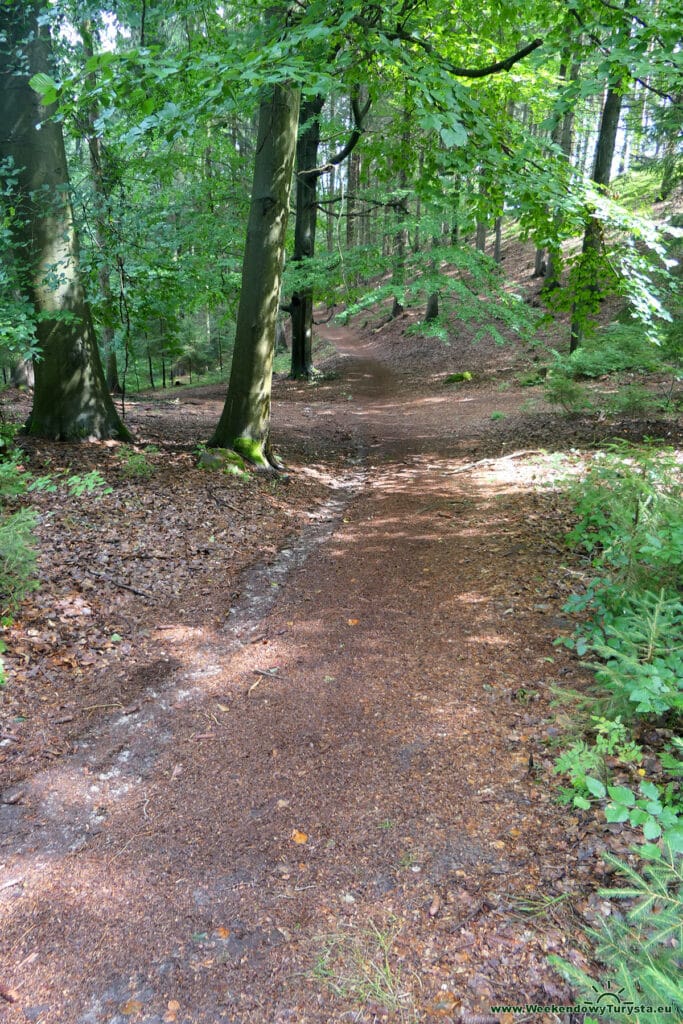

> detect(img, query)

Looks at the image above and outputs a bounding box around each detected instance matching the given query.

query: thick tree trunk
[475,220,487,252]
[570,86,623,351]
[289,95,325,379]
[208,83,300,464]
[0,4,128,440]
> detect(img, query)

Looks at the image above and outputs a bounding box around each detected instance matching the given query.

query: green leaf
[605,804,630,823]
[586,776,607,799]
[643,818,662,840]
[440,124,467,148]
[640,780,660,800]
[607,785,636,807]
[29,72,57,96]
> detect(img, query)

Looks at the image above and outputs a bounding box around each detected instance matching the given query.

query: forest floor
[1,299,682,1023]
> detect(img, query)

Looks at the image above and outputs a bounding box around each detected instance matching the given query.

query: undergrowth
[0,432,110,686]
[550,441,683,1015]
[542,320,682,417]
[550,846,683,1022]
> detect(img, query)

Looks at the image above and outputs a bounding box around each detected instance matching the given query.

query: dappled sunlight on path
[1,326,596,1024]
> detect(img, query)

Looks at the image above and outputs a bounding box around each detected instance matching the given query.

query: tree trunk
[544,61,580,291]
[81,22,122,395]
[289,95,325,379]
[424,292,439,322]
[570,86,623,352]
[208,83,300,464]
[533,247,545,277]
[346,142,360,249]
[475,220,487,252]
[11,358,34,388]
[494,216,503,263]
[0,4,128,440]
[391,97,411,318]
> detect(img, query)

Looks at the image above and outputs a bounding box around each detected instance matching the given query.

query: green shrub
[550,846,683,1022]
[583,591,683,720]
[544,371,592,413]
[607,383,667,416]
[117,446,156,479]
[0,506,38,615]
[564,444,683,595]
[0,449,38,616]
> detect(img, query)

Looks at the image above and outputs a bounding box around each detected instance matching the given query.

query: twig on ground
[84,569,152,598]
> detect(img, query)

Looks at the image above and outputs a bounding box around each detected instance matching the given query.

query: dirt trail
[1,328,593,1023]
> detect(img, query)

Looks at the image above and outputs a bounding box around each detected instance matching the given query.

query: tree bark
[424,292,439,322]
[81,22,122,394]
[544,60,580,291]
[494,216,503,263]
[208,83,300,464]
[289,95,325,379]
[0,4,128,440]
[570,85,623,351]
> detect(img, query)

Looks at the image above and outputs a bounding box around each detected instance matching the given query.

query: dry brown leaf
[120,999,144,1015]
[163,999,180,1023]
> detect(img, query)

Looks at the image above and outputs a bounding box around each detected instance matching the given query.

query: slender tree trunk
[533,247,545,276]
[346,142,360,249]
[289,95,325,379]
[0,4,129,440]
[570,85,623,351]
[391,96,411,318]
[494,216,503,263]
[545,61,580,290]
[146,344,155,388]
[81,22,122,394]
[326,96,336,252]
[209,83,300,464]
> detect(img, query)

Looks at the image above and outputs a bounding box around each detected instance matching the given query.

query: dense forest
[1,0,681,452]
[0,0,682,1021]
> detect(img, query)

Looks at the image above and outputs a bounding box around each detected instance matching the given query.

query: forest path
[0,326,591,1024]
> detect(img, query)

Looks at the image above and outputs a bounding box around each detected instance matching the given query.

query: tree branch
[569,8,674,101]
[298,91,372,179]
[356,19,543,78]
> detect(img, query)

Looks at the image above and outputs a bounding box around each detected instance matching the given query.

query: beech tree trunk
[570,86,623,351]
[209,83,300,464]
[545,60,580,291]
[289,95,325,379]
[494,216,503,263]
[0,4,129,440]
[81,22,122,394]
